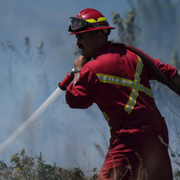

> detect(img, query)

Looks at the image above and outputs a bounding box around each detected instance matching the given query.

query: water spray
[0,70,74,153]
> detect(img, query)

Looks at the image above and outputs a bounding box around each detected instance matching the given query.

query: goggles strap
[69,17,109,32]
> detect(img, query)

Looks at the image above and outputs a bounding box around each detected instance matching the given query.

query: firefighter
[66,8,180,180]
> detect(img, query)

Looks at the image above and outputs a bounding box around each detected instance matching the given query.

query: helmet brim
[69,26,116,35]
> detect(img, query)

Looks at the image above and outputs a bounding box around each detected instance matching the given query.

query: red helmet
[68,8,115,35]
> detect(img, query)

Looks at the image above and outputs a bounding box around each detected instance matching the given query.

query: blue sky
[0,0,179,172]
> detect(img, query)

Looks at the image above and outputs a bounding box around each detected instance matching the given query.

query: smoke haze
[0,0,180,173]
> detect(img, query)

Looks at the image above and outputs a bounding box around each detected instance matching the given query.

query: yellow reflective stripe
[98,17,107,22]
[124,89,139,114]
[86,17,107,23]
[139,85,153,98]
[103,111,112,130]
[124,56,143,114]
[96,73,134,88]
[102,111,110,122]
[96,56,154,115]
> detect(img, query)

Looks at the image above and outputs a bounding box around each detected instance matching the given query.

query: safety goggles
[68,17,109,32]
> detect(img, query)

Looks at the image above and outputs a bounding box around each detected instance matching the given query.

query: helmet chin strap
[119,43,180,96]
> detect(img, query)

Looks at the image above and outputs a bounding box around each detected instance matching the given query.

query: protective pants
[98,114,173,180]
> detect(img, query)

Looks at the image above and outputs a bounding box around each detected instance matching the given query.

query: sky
[0,0,179,174]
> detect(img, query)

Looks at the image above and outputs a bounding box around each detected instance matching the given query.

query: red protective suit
[66,42,178,180]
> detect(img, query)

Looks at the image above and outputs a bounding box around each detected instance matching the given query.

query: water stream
[0,87,63,153]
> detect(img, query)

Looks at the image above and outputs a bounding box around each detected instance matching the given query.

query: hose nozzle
[59,68,80,90]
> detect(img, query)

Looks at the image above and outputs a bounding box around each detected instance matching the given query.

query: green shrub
[0,148,98,180]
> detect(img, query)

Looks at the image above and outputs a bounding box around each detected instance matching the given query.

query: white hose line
[0,87,63,153]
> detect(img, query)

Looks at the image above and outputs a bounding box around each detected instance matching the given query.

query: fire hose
[0,43,179,153]
[59,43,180,95]
[119,43,180,96]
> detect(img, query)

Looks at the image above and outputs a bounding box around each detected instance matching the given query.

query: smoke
[21,92,35,149]
[135,0,180,62]
[1,0,179,173]
[0,0,111,172]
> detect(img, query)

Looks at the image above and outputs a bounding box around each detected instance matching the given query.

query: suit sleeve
[65,67,99,109]
[141,50,178,82]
